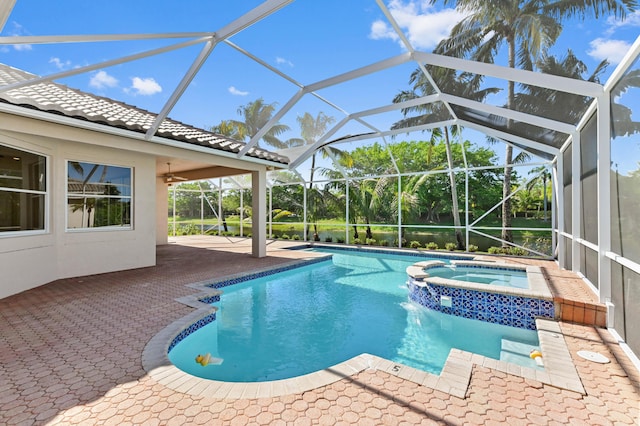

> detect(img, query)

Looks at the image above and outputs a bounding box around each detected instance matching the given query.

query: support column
[252,169,267,258]
[554,157,564,266]
[156,177,169,245]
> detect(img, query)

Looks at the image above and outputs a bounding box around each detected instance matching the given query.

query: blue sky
[1,0,640,176]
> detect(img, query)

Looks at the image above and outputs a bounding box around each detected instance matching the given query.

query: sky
[1,0,640,178]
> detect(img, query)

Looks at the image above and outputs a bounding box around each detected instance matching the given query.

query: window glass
[67,162,132,229]
[0,144,47,233]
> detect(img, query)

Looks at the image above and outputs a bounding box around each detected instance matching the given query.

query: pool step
[499,339,541,369]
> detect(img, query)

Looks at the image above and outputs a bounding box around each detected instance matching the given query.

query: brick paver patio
[1,236,638,425]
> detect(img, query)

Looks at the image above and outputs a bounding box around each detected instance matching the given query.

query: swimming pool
[168,248,540,382]
[425,265,529,288]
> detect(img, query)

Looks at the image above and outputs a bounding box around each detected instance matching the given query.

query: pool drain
[576,350,610,364]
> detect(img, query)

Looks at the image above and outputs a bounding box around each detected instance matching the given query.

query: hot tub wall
[407,279,554,330]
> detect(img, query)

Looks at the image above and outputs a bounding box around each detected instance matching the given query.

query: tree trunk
[352,225,359,240]
[365,218,373,240]
[543,174,548,221]
[444,127,465,250]
[502,145,514,244]
[502,36,516,245]
[305,153,317,240]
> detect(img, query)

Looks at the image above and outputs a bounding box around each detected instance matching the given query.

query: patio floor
[1,235,638,425]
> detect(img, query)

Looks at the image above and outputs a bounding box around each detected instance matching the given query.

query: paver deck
[1,235,638,425]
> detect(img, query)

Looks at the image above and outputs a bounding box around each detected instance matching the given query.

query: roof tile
[0,63,289,165]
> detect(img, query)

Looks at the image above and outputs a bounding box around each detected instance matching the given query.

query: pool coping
[407,260,554,300]
[142,258,585,400]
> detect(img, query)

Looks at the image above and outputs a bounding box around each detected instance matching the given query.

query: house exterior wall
[0,113,156,299]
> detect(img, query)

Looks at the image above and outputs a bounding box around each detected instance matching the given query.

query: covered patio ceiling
[0,0,637,177]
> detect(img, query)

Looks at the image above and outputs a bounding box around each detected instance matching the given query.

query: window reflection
[66,161,132,229]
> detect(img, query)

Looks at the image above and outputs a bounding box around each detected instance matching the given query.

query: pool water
[169,249,539,382]
[426,265,529,289]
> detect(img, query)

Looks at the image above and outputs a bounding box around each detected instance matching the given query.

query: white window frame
[0,142,49,237]
[65,160,133,232]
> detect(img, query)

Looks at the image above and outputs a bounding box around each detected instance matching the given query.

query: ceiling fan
[164,162,188,184]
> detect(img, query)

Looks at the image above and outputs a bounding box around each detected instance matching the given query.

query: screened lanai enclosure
[2,1,640,362]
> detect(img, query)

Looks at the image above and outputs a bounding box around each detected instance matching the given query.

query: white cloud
[228,86,249,96]
[89,70,119,90]
[369,0,465,50]
[128,77,162,96]
[49,57,72,70]
[8,22,33,51]
[12,44,32,52]
[370,20,398,42]
[276,57,294,67]
[605,10,640,35]
[587,38,631,65]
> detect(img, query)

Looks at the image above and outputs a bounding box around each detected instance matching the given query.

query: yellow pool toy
[529,349,542,359]
[529,349,544,366]
[195,353,212,366]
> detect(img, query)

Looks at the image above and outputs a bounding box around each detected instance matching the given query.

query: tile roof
[0,63,289,165]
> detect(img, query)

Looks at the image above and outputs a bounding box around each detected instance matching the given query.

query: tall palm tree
[212,98,291,149]
[210,119,247,141]
[297,112,354,240]
[433,0,635,244]
[528,165,551,220]
[392,66,499,249]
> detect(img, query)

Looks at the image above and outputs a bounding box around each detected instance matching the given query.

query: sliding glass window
[0,144,47,234]
[67,161,132,230]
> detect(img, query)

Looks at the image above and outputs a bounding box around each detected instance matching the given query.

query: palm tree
[393,66,499,249]
[528,165,551,220]
[210,119,247,141]
[212,98,291,149]
[296,112,354,240]
[433,0,635,244]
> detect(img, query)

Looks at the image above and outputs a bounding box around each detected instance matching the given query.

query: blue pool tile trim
[205,255,331,291]
[444,264,526,272]
[407,278,554,330]
[288,244,470,261]
[198,294,221,304]
[168,312,217,352]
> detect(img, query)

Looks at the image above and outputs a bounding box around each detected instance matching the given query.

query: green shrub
[366,238,376,246]
[488,246,503,254]
[426,242,438,250]
[272,234,278,239]
[353,238,362,245]
[409,240,422,249]
[379,240,389,246]
[179,223,199,236]
[468,244,478,252]
[325,236,333,242]
[292,234,300,240]
[508,247,527,256]
[280,234,290,240]
[445,242,456,251]
[336,237,345,244]
[393,238,408,247]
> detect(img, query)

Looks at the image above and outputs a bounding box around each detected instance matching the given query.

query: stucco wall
[0,119,156,299]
